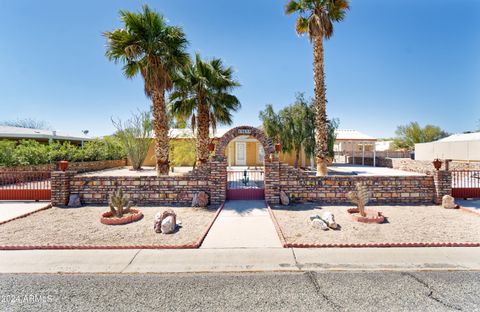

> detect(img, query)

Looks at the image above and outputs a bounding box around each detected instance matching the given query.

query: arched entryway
[211,126,278,202]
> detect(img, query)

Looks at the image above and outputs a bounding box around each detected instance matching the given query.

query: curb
[0,203,52,226]
[0,202,225,250]
[459,206,480,217]
[266,203,480,249]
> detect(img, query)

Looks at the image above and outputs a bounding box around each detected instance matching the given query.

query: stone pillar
[209,157,227,205]
[264,154,280,204]
[51,171,76,206]
[433,170,452,204]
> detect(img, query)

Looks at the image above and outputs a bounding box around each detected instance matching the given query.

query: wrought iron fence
[451,170,480,198]
[0,171,51,201]
[227,169,264,189]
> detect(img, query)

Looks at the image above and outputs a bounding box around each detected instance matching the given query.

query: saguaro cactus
[347,182,371,217]
[109,189,133,218]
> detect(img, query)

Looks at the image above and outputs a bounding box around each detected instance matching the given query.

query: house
[144,127,378,168]
[0,125,91,145]
[415,131,480,161]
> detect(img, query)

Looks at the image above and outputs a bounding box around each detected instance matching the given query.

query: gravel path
[272,203,480,245]
[0,206,217,247]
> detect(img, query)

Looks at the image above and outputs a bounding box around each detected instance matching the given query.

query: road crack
[305,271,342,311]
[401,272,462,311]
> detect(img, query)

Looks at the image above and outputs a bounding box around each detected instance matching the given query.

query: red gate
[227,169,264,200]
[0,172,51,201]
[451,170,480,199]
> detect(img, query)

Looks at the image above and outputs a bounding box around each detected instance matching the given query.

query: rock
[280,191,290,206]
[442,195,458,209]
[311,218,329,230]
[67,194,81,207]
[154,209,177,233]
[192,191,209,207]
[161,215,176,234]
[321,211,338,229]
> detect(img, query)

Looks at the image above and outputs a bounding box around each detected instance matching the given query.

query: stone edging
[459,206,480,217]
[266,203,480,248]
[0,203,53,226]
[0,202,225,250]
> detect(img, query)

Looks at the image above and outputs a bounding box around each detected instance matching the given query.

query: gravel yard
[271,203,480,245]
[0,206,218,247]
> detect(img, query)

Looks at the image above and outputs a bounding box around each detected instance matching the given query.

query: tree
[112,111,153,170]
[259,94,338,168]
[285,0,349,176]
[169,53,240,163]
[104,5,189,175]
[392,122,449,150]
[0,118,51,130]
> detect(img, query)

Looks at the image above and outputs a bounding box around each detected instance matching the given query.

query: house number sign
[238,129,251,135]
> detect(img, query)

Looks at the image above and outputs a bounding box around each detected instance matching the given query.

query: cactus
[109,189,133,218]
[347,182,371,217]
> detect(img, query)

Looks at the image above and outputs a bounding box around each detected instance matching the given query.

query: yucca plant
[347,182,371,217]
[109,189,133,218]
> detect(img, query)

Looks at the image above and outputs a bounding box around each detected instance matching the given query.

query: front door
[235,142,246,166]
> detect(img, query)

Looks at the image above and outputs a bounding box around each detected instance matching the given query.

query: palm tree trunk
[196,100,210,163]
[152,89,170,175]
[313,35,328,176]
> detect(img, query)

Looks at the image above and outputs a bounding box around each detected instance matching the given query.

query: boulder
[280,191,290,206]
[67,194,81,207]
[321,211,338,229]
[161,215,176,234]
[442,195,458,209]
[311,218,329,231]
[154,209,177,233]
[192,191,209,207]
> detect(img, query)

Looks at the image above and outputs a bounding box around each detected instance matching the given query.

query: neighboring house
[144,127,378,168]
[0,125,91,145]
[415,132,480,161]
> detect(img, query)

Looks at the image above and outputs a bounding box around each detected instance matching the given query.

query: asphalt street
[0,271,478,312]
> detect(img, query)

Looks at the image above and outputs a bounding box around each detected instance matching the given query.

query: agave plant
[109,189,133,218]
[347,182,371,217]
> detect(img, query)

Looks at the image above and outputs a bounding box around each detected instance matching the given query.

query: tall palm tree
[104,5,189,175]
[169,53,240,164]
[285,0,349,176]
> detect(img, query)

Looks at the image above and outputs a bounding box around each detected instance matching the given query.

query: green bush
[169,139,196,167]
[0,138,126,167]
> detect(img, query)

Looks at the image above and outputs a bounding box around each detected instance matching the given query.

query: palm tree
[285,0,349,176]
[169,53,240,164]
[104,5,189,175]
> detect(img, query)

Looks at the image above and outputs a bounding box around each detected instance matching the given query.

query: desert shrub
[0,140,17,166]
[12,140,50,166]
[48,141,79,162]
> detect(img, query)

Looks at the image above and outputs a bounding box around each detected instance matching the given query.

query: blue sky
[0,0,478,138]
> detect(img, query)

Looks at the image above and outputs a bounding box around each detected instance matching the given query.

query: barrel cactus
[347,182,371,217]
[109,189,133,218]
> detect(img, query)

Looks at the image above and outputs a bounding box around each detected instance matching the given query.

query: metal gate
[227,169,264,200]
[451,170,480,199]
[0,172,51,201]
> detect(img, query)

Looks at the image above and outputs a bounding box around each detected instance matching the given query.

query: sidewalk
[1,247,479,273]
[201,200,282,248]
[0,201,50,223]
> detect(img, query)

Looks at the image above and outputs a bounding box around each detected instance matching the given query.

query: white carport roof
[436,132,480,142]
[0,125,91,142]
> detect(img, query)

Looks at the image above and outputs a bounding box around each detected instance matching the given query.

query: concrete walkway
[0,201,50,223]
[201,200,282,248]
[1,247,479,273]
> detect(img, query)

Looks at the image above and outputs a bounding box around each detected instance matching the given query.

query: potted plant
[208,142,215,152]
[275,143,282,153]
[58,160,69,171]
[347,182,384,224]
[432,158,442,171]
[101,189,143,225]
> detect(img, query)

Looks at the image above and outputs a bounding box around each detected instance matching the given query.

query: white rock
[321,211,338,229]
[442,195,458,209]
[280,191,290,206]
[311,218,329,230]
[161,215,176,234]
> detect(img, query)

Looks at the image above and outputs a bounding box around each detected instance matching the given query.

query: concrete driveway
[0,201,50,223]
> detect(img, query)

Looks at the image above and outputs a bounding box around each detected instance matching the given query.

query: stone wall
[0,159,127,173]
[348,157,480,175]
[278,163,436,204]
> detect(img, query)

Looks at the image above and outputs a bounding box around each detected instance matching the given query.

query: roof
[0,125,91,142]
[436,132,480,143]
[335,129,376,142]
